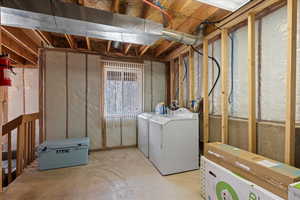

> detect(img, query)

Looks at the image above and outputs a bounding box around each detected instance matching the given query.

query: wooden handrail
[2,112,39,135]
[1,112,40,191]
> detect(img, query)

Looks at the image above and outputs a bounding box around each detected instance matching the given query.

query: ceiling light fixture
[196,0,251,11]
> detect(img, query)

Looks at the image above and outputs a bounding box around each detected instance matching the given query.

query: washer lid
[138,112,155,120]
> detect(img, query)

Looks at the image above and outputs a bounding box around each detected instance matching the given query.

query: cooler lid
[39,137,90,150]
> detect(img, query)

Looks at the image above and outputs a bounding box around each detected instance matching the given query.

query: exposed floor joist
[1,26,38,56]
[65,34,76,49]
[2,32,37,64]
[33,30,53,47]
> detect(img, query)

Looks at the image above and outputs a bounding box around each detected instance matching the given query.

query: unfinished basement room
[2,0,300,199]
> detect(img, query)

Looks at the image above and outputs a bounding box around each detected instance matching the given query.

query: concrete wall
[208,115,300,168]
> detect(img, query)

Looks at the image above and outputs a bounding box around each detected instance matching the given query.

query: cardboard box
[202,156,284,200]
[204,142,300,199]
[289,182,300,200]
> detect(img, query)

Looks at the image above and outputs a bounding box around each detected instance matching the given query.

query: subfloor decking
[1,148,203,200]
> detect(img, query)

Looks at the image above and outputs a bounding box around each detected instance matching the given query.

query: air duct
[161,29,201,45]
[0,0,201,46]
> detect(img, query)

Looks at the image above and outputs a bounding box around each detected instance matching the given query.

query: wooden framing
[188,47,195,101]
[2,32,37,64]
[0,18,2,191]
[86,37,91,50]
[285,0,298,166]
[170,59,176,101]
[124,44,132,55]
[203,39,209,143]
[165,0,286,61]
[65,34,76,49]
[221,29,229,144]
[178,55,184,107]
[33,30,53,47]
[248,13,257,153]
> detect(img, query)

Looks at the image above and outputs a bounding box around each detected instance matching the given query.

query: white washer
[137,112,155,158]
[149,108,199,175]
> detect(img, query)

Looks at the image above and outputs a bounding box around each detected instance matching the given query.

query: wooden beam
[107,41,112,53]
[0,15,2,192]
[155,41,175,57]
[165,0,285,61]
[178,55,184,107]
[2,32,37,64]
[1,26,38,56]
[86,37,91,50]
[188,46,195,101]
[33,30,53,47]
[2,46,27,64]
[221,29,229,144]
[124,44,132,55]
[203,39,209,143]
[155,5,220,56]
[139,45,151,56]
[285,0,297,166]
[112,0,120,13]
[248,13,257,153]
[65,34,76,49]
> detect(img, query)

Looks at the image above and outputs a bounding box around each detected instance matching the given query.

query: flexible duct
[161,29,201,45]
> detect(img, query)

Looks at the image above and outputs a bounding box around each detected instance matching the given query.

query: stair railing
[1,112,40,191]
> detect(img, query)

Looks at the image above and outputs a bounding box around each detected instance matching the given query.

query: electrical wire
[142,0,173,28]
[191,45,220,97]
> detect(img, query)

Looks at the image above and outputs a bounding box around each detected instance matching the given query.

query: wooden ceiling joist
[107,41,112,53]
[2,46,26,64]
[65,34,76,49]
[33,30,53,47]
[124,44,132,55]
[1,32,37,64]
[1,26,39,56]
[155,5,220,57]
[139,45,151,56]
[86,37,91,50]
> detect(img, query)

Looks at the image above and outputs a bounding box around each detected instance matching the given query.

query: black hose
[191,45,221,97]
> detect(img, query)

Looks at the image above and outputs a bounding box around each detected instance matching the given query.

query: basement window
[103,61,143,118]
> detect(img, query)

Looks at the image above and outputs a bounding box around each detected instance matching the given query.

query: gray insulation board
[87,54,102,149]
[151,61,166,110]
[45,51,67,141]
[67,52,86,139]
[143,60,152,112]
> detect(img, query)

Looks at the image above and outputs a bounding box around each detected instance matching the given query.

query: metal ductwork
[161,29,200,46]
[0,0,201,46]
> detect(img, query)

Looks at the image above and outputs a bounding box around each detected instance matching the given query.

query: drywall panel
[106,117,121,147]
[143,60,152,112]
[121,118,136,146]
[45,51,67,141]
[24,68,39,145]
[151,61,166,110]
[87,54,102,149]
[67,52,86,138]
[261,6,287,122]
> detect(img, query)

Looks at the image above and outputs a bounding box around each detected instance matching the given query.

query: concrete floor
[1,148,203,200]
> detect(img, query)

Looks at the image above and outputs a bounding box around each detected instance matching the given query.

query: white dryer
[137,112,155,158]
[149,108,199,175]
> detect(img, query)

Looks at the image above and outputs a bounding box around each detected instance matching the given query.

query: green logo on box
[216,181,239,200]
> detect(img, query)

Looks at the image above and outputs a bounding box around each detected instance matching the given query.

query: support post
[178,55,184,107]
[189,47,195,101]
[221,29,229,144]
[203,39,209,143]
[248,13,257,153]
[285,0,298,165]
